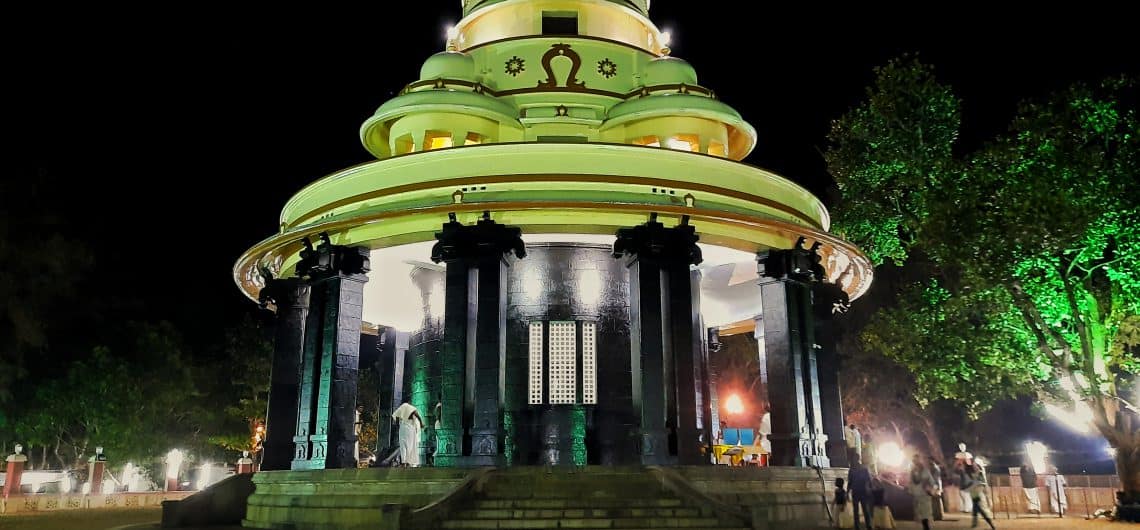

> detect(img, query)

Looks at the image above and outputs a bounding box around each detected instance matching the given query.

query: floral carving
[597,58,617,79]
[505,56,525,76]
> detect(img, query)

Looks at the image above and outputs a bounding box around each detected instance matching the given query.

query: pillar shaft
[290,237,370,470]
[615,216,705,465]
[432,214,525,467]
[758,242,830,468]
[627,257,669,464]
[813,282,852,467]
[4,455,27,498]
[260,278,310,471]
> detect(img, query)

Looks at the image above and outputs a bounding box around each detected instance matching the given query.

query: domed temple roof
[234,0,874,329]
[463,0,649,17]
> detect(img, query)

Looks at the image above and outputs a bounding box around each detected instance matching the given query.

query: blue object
[724,429,755,445]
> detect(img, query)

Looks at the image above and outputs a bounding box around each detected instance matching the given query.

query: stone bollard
[3,444,28,498]
[237,451,255,474]
[88,446,108,494]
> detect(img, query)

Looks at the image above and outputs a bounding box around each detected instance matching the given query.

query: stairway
[437,467,750,529]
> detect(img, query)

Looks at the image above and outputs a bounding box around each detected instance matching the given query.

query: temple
[232,0,872,520]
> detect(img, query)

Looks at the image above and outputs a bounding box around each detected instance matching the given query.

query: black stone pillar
[813,282,852,467]
[614,214,705,465]
[375,328,411,459]
[432,213,526,467]
[757,238,829,468]
[291,234,370,470]
[705,328,722,449]
[259,278,310,471]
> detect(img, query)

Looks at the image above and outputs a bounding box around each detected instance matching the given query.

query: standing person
[909,453,937,530]
[847,455,873,530]
[862,433,879,475]
[954,443,974,513]
[1045,465,1067,515]
[928,456,944,520]
[391,398,423,468]
[835,477,854,528]
[1019,461,1041,514]
[845,423,863,466]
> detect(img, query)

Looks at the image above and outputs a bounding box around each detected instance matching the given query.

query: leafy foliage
[828,62,1139,487]
[825,57,961,265]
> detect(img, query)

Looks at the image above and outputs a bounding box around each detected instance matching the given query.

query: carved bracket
[613,214,702,266]
[431,212,527,263]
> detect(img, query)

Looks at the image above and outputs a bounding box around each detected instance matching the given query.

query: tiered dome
[463,0,649,16]
[419,51,476,82]
[644,56,698,86]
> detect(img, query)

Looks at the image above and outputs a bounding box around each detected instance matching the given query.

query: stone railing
[0,491,194,514]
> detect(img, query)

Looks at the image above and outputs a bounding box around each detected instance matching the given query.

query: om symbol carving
[536,44,585,90]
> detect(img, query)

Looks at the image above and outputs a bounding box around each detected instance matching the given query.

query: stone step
[470,498,686,509]
[440,516,725,528]
[479,485,668,499]
[453,507,704,519]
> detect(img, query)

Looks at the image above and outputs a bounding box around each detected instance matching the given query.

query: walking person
[391,397,423,467]
[909,453,938,530]
[1019,461,1041,514]
[1045,465,1067,515]
[847,455,873,530]
[962,462,996,529]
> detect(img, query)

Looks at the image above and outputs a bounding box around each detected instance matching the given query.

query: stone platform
[236,466,844,530]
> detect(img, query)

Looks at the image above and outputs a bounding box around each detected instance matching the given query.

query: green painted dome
[419,51,476,82]
[644,56,698,86]
[463,0,649,16]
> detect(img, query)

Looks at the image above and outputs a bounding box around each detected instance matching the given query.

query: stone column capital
[296,232,371,280]
[431,212,526,264]
[259,277,311,313]
[757,236,824,284]
[612,214,702,266]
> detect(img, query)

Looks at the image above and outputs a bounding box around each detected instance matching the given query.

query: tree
[827,59,1140,498]
[206,315,272,459]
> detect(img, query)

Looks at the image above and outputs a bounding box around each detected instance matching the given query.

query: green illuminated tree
[827,59,1140,496]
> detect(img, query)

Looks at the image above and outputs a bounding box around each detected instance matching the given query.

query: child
[835,477,854,528]
[871,477,895,529]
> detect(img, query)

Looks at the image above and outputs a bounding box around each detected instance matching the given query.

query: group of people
[836,455,895,529]
[1018,461,1068,515]
[833,433,1001,530]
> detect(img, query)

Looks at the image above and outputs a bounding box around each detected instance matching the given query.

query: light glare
[725,394,744,415]
[877,441,904,468]
[1026,441,1047,474]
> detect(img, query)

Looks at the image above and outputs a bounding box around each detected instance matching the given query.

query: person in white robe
[1045,466,1068,514]
[391,398,423,467]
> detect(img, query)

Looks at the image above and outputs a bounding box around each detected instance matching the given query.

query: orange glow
[426,132,454,150]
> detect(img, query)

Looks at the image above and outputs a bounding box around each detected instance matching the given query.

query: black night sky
[9,3,1138,470]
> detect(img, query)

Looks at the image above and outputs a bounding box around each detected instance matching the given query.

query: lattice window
[548,322,577,404]
[528,322,544,405]
[581,321,597,404]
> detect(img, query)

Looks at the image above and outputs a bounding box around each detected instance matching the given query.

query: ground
[0,510,1132,529]
[882,514,1126,529]
[0,507,239,530]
